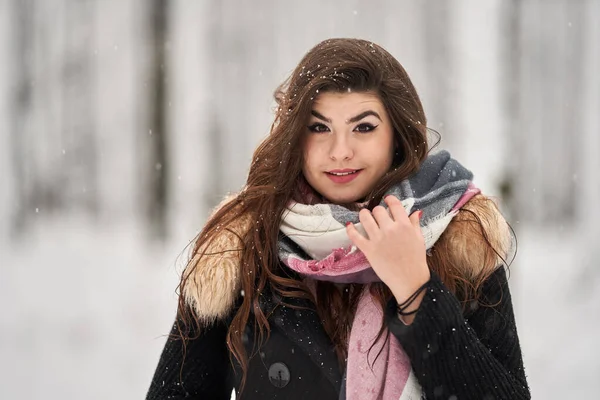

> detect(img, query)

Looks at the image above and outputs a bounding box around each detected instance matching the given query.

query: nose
[329,133,354,161]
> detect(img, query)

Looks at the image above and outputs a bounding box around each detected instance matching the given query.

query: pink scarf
[278,180,479,399]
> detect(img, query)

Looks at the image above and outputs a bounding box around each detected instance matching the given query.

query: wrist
[396,290,426,325]
[390,267,431,303]
[392,269,431,325]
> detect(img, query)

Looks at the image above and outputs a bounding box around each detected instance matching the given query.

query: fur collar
[182,194,251,325]
[183,194,512,324]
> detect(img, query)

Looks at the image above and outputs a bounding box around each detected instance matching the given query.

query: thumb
[409,209,423,230]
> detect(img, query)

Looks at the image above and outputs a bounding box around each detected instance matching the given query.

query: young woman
[146,38,530,400]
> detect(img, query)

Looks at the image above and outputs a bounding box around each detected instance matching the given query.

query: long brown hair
[177,38,506,391]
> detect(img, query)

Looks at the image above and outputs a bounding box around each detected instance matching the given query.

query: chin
[323,192,365,205]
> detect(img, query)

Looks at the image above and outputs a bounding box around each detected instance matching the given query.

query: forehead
[311,92,384,113]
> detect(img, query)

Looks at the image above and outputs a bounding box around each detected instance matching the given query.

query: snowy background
[1,1,599,399]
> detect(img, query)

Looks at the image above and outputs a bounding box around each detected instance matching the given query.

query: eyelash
[307,123,378,133]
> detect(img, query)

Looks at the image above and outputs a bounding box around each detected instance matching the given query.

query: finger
[371,205,394,229]
[408,209,423,230]
[358,208,381,240]
[385,195,410,223]
[346,222,369,251]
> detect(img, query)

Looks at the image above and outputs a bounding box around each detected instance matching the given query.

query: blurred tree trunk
[507,0,584,226]
[10,0,34,235]
[145,0,170,239]
[10,0,97,235]
[204,0,226,208]
[420,1,453,144]
[208,0,251,196]
[62,0,97,216]
[579,0,600,282]
[499,0,522,222]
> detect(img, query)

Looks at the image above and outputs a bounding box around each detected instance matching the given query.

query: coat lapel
[258,288,343,393]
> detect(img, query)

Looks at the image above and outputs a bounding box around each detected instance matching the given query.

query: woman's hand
[346,195,430,322]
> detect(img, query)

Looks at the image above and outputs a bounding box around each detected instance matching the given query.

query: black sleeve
[146,315,234,400]
[385,267,530,400]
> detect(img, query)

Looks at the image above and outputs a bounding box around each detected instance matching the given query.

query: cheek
[383,131,396,166]
[302,140,322,173]
[388,143,396,164]
[300,140,310,171]
[301,151,315,178]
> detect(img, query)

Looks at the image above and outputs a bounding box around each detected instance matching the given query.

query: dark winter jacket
[146,196,530,399]
[147,266,529,399]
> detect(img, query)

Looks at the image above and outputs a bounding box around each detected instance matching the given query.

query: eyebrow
[310,110,382,124]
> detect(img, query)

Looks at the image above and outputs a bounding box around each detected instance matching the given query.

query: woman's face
[301,91,396,204]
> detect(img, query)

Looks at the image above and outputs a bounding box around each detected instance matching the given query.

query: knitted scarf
[277,151,479,400]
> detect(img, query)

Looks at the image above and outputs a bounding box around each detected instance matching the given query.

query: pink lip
[325,169,362,184]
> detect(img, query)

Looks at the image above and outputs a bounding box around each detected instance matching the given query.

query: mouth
[325,169,362,183]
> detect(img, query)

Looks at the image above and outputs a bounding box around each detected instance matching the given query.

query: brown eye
[308,123,330,133]
[354,123,377,133]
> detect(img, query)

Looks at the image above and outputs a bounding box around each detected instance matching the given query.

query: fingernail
[346,222,352,227]
[418,210,423,219]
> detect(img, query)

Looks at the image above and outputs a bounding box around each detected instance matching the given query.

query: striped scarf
[278,151,479,400]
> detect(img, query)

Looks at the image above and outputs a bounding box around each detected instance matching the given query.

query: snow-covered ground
[514,226,600,399]
[0,219,182,400]
[1,219,598,399]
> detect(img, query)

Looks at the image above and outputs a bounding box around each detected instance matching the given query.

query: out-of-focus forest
[0,1,598,399]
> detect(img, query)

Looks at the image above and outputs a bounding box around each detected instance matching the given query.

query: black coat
[146,267,530,399]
